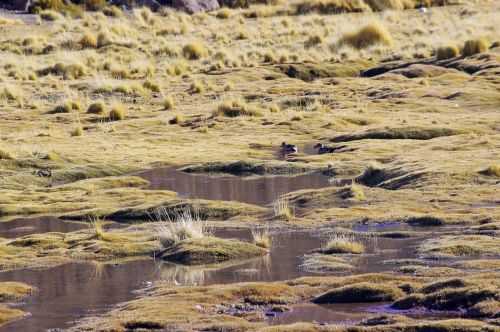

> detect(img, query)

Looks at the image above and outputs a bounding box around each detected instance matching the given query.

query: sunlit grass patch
[322,234,365,254]
[154,207,210,248]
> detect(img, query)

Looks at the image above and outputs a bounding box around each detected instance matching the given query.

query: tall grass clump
[214,99,262,117]
[109,104,126,121]
[273,196,293,220]
[436,45,459,60]
[479,165,500,177]
[154,207,209,248]
[251,229,271,249]
[462,39,489,56]
[182,42,207,60]
[87,101,106,114]
[323,234,365,254]
[338,23,393,49]
[163,95,175,110]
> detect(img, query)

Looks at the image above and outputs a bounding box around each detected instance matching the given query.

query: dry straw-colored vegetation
[0,0,499,330]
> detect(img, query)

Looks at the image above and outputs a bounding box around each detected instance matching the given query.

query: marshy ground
[0,0,499,330]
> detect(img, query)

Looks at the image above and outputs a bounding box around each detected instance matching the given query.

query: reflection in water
[137,167,331,206]
[0,217,87,239]
[0,225,432,331]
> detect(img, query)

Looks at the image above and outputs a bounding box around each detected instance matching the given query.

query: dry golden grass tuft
[163,95,175,110]
[323,234,365,254]
[214,99,262,117]
[109,104,126,121]
[79,32,97,49]
[436,45,460,60]
[462,38,489,56]
[339,22,393,49]
[182,42,208,60]
[87,102,106,114]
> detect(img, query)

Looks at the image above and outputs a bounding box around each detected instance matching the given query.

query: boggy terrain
[0,0,499,330]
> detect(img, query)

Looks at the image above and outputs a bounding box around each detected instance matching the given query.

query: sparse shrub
[462,39,489,56]
[322,234,365,254]
[339,23,393,49]
[182,42,207,60]
[436,45,459,60]
[109,104,126,121]
[163,95,175,110]
[251,229,271,249]
[87,102,105,114]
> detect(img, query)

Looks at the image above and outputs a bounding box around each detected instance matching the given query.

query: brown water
[0,217,87,239]
[0,225,435,331]
[137,167,331,206]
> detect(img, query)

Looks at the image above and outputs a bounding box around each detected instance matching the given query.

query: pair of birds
[281,142,335,154]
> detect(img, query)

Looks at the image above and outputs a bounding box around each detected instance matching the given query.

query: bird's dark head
[314,143,323,149]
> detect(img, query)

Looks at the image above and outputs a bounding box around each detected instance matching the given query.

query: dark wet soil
[137,167,331,206]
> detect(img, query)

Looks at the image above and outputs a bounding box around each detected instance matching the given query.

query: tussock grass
[79,32,97,49]
[71,125,83,137]
[154,207,209,248]
[339,23,393,49]
[50,101,80,114]
[340,183,366,200]
[0,85,23,103]
[39,10,64,21]
[462,39,489,56]
[214,99,262,117]
[87,102,106,114]
[169,114,184,125]
[273,196,293,220]
[479,165,500,177]
[109,104,126,121]
[37,63,86,80]
[163,95,175,110]
[0,148,14,160]
[251,229,271,249]
[182,42,207,60]
[322,234,365,254]
[189,81,205,94]
[436,45,459,60]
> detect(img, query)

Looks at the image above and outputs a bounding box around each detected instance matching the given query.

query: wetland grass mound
[313,282,405,304]
[159,237,267,265]
[180,160,316,176]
